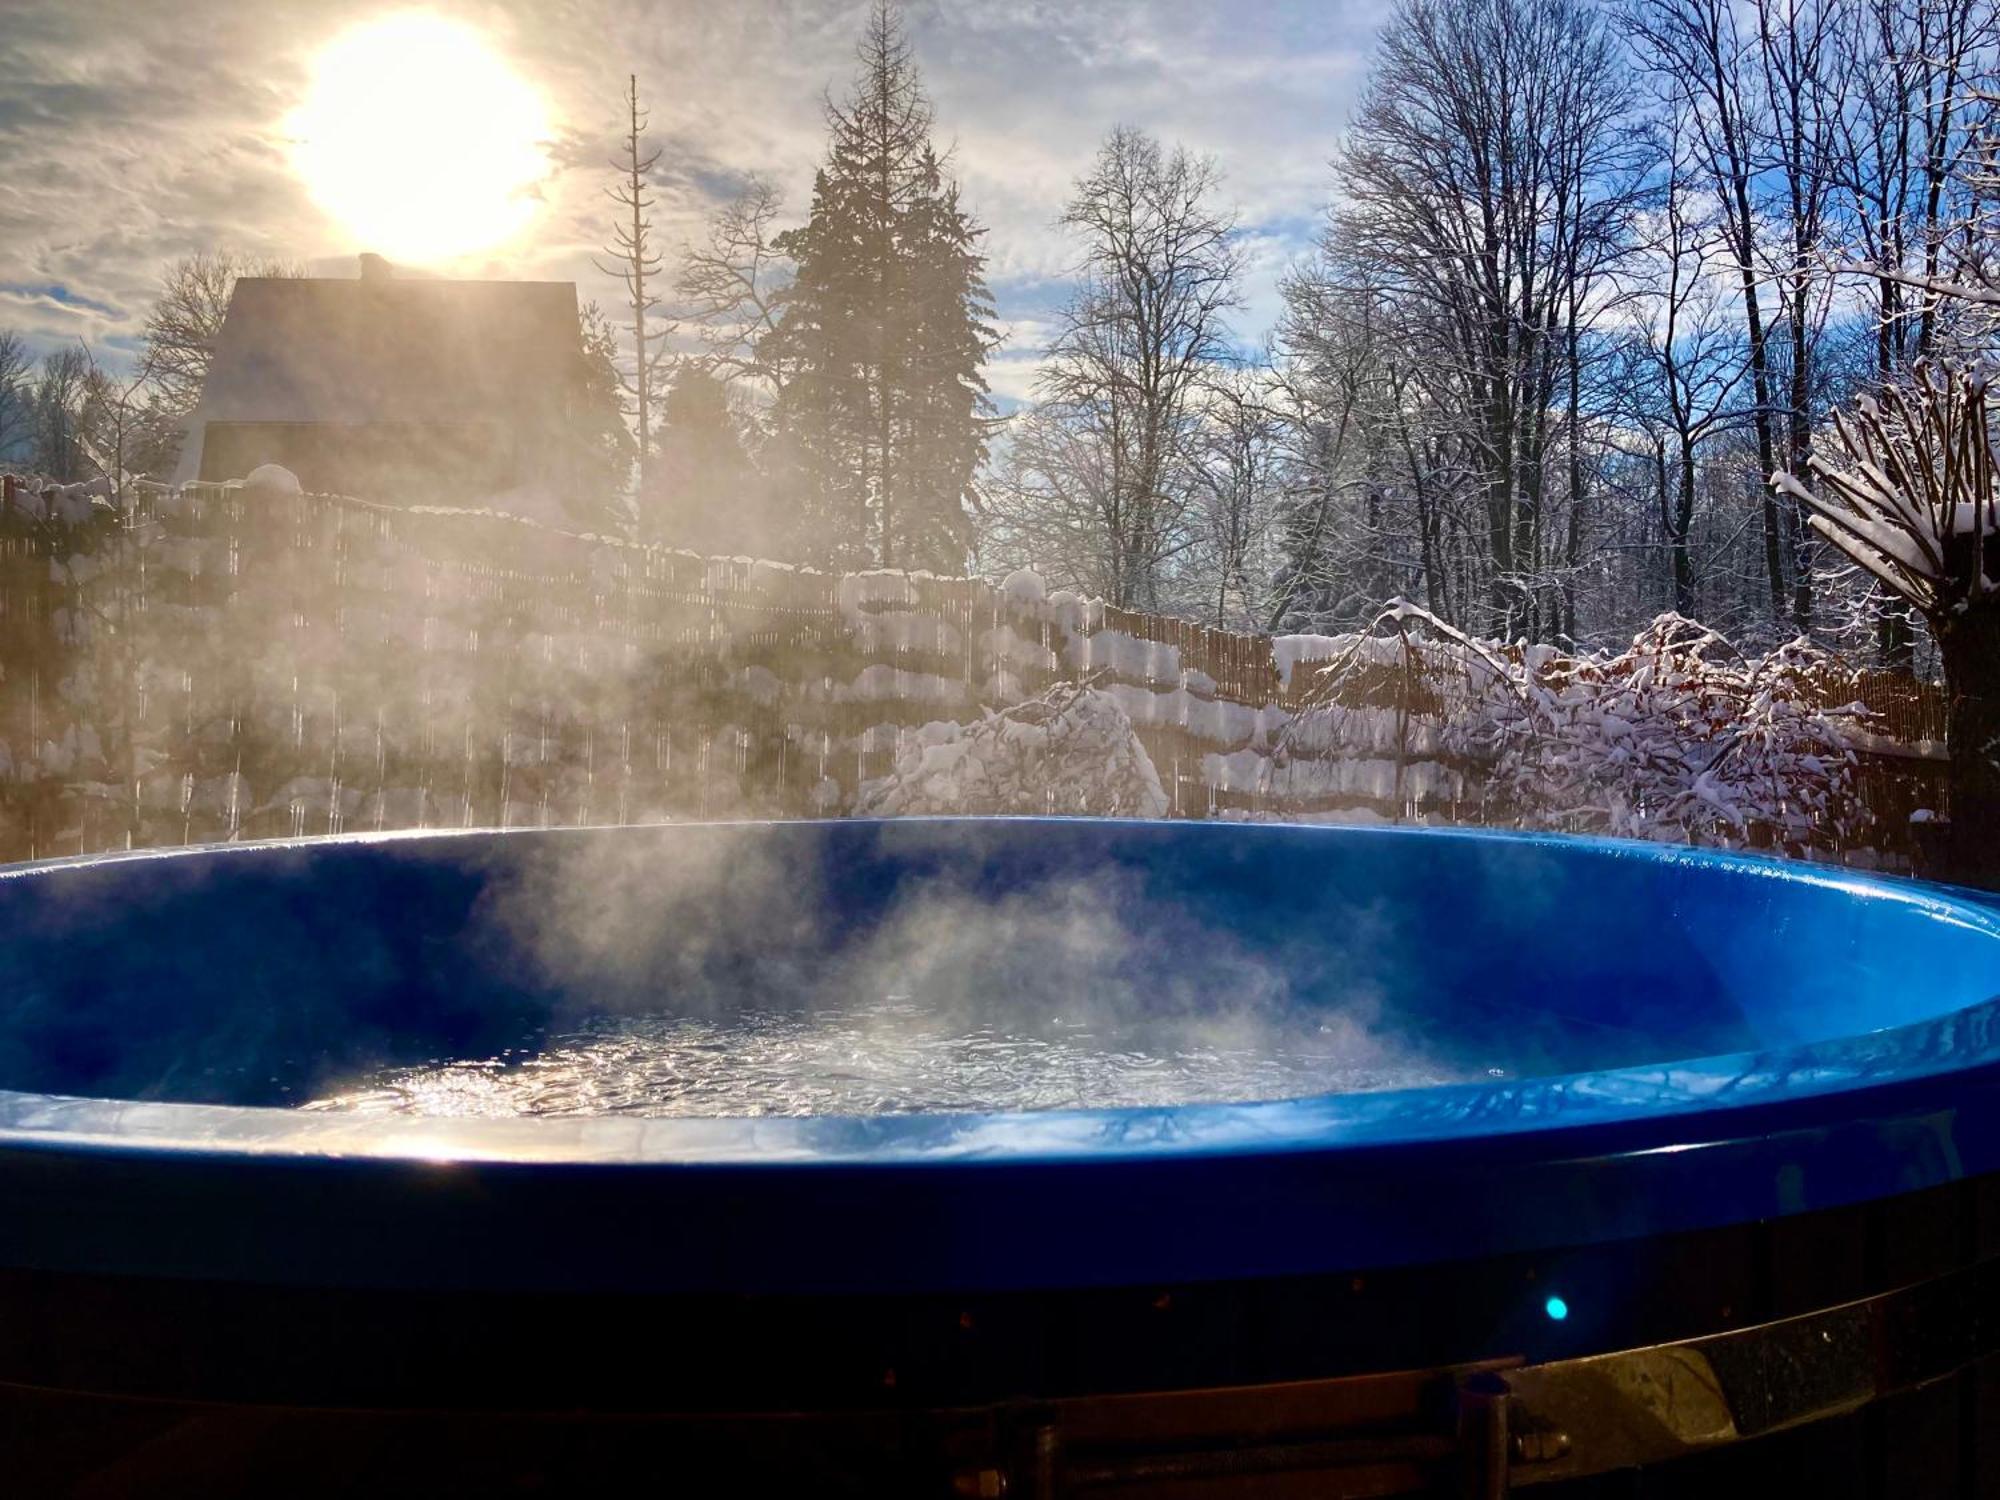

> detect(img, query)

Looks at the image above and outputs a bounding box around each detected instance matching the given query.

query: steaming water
[301,998,1460,1119]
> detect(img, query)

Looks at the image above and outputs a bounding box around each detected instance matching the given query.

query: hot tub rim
[0,819,1997,1174]
[3,823,2000,1293]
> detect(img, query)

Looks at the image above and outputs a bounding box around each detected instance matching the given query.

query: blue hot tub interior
[6,821,2000,1495]
[1,819,1997,1117]
[4,819,2000,1302]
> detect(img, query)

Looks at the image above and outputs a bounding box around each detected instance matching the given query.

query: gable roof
[191,272,583,429]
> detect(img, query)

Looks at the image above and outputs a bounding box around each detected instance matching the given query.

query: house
[174,255,587,517]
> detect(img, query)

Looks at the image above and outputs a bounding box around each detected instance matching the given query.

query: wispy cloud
[0,0,1382,370]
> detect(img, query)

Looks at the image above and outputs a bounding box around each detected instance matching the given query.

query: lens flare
[290,13,552,264]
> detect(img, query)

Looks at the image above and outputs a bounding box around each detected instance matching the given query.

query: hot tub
[3,819,1999,1496]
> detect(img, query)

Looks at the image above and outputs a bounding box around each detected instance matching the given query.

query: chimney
[358,253,393,282]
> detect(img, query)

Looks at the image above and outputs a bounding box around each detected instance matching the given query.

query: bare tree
[1188,367,1286,630]
[140,251,301,418]
[1827,0,1998,664]
[0,330,28,460]
[1267,268,1423,629]
[1626,104,1750,617]
[77,345,159,503]
[676,176,794,400]
[1627,0,1793,626]
[997,128,1241,609]
[1752,0,1847,632]
[30,347,90,481]
[1336,0,1639,640]
[596,75,674,494]
[1830,0,1992,368]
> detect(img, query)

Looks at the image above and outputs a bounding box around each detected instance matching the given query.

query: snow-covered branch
[1280,605,1870,852]
[1473,618,1869,850]
[854,679,1170,818]
[1835,264,2000,310]
[1777,362,1999,618]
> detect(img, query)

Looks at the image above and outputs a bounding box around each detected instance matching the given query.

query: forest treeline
[633,0,2000,666]
[6,0,1997,670]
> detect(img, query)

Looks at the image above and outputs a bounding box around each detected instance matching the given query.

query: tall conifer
[762,0,993,570]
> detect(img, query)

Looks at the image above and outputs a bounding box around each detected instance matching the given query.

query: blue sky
[0,0,1389,400]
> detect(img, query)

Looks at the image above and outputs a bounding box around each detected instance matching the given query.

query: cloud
[0,0,1383,372]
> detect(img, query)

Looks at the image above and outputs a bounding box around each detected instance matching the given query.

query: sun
[290,13,553,265]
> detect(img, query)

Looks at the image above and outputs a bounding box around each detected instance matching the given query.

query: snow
[855,682,1169,819]
[1465,618,1869,849]
[50,482,107,526]
[979,624,1060,673]
[1099,680,1281,746]
[733,665,782,707]
[851,610,964,656]
[0,480,1903,862]
[1781,367,2000,610]
[1000,567,1046,605]
[242,464,302,497]
[1280,702,1424,757]
[1273,630,1451,693]
[837,570,918,621]
[748,559,799,588]
[1272,634,1344,689]
[1832,727,1946,762]
[1067,628,1179,679]
[838,664,967,707]
[1207,747,1458,803]
[1042,589,1088,634]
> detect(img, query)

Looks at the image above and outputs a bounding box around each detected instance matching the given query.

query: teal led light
[1544,1295,1569,1321]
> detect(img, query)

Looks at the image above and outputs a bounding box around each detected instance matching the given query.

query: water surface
[302,998,1460,1118]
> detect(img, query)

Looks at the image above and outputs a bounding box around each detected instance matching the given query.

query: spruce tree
[566,300,638,535]
[644,368,765,555]
[896,147,995,570]
[761,0,993,572]
[766,164,873,565]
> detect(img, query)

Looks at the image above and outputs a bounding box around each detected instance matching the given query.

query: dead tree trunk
[1779,366,2000,887]
[1938,578,2000,885]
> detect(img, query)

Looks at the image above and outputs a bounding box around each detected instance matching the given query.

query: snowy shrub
[854,679,1170,818]
[1470,615,1870,849]
[1283,603,1871,852]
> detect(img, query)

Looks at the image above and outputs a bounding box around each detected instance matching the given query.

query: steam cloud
[303,825,1468,1118]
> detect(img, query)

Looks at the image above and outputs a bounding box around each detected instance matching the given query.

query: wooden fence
[0,477,1950,867]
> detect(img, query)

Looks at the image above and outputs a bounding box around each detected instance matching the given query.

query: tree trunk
[1674,438,1697,618]
[1784,273,1815,634]
[1874,272,1916,673]
[1938,602,2000,889]
[1719,133,1786,623]
[1563,298,1584,643]
[1877,596,1917,673]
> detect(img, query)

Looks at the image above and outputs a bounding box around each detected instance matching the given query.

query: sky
[0,0,1389,405]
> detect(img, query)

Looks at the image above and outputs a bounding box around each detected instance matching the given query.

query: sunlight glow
[290,13,552,265]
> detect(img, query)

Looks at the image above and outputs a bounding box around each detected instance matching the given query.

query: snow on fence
[0,475,1949,867]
